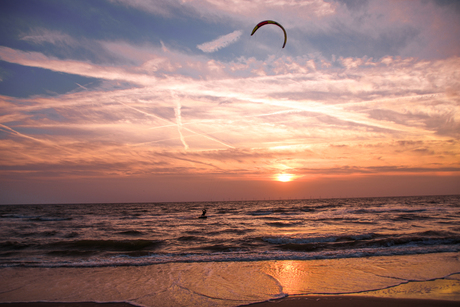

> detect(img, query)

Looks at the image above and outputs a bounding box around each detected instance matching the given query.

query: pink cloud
[1,40,459,199]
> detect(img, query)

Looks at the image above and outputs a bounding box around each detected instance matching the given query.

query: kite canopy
[251,20,287,48]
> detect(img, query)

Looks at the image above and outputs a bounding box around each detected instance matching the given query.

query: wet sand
[1,253,459,307]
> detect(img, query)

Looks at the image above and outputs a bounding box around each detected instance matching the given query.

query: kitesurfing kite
[251,20,287,48]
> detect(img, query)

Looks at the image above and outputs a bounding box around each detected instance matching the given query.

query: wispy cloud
[173,95,189,150]
[20,28,77,46]
[197,30,243,53]
[112,0,336,20]
[1,41,458,181]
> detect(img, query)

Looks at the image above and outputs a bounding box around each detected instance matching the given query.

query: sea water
[1,195,459,268]
[1,196,460,306]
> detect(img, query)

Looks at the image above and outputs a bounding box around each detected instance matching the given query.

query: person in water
[201,209,207,217]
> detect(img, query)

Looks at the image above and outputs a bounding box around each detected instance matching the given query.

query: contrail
[174,101,189,150]
[146,109,302,132]
[0,123,49,144]
[76,83,88,90]
[119,101,234,149]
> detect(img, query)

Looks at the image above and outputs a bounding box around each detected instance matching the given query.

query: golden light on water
[261,260,311,294]
[276,174,294,182]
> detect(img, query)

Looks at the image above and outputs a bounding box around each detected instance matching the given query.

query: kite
[251,20,287,48]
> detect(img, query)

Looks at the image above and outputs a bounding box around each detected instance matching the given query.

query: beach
[1,252,459,307]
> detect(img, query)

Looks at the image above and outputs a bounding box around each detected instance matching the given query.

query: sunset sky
[1,0,459,204]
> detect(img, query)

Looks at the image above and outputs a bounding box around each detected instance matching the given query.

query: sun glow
[276,173,294,182]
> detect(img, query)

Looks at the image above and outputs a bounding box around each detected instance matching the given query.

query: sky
[0,0,459,204]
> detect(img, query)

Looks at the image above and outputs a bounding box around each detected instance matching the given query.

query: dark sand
[1,296,459,307]
[243,296,460,307]
[0,304,134,307]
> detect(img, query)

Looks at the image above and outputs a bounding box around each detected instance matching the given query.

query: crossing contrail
[174,101,189,150]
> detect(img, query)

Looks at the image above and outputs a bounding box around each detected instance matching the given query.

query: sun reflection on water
[262,261,312,294]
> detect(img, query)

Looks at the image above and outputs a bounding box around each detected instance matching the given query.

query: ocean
[1,195,459,268]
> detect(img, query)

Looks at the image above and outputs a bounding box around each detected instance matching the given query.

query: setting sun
[276,173,294,182]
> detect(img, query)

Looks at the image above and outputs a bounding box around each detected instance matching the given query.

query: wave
[200,244,241,252]
[46,250,96,257]
[261,231,460,252]
[117,230,145,236]
[29,217,73,222]
[3,245,459,268]
[265,221,303,228]
[390,214,433,221]
[262,233,375,245]
[1,239,164,252]
[50,239,164,251]
[0,214,73,221]
[1,214,37,219]
[350,208,427,214]
[177,235,203,241]
[249,210,273,216]
[0,241,32,250]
